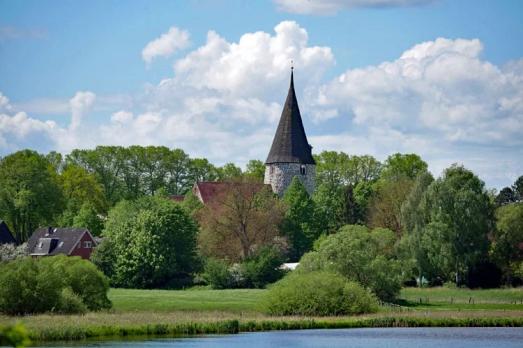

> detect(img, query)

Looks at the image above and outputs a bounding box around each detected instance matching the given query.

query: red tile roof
[194,181,270,205]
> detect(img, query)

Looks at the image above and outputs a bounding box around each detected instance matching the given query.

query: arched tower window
[300,165,306,175]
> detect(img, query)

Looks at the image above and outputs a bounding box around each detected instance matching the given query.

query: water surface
[42,327,523,348]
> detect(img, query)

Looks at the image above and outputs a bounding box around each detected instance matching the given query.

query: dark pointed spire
[265,67,315,165]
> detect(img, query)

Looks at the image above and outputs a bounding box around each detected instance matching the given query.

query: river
[39,327,523,348]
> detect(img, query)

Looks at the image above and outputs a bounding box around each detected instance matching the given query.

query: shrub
[203,258,233,289]
[242,246,286,288]
[203,247,286,289]
[0,256,111,315]
[299,225,403,301]
[264,271,378,316]
[57,287,87,314]
[42,255,111,310]
[0,323,30,348]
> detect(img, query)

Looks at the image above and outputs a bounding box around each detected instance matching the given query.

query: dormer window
[84,241,92,249]
[300,165,306,175]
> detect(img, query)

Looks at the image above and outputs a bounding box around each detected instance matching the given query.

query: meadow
[1,287,522,342]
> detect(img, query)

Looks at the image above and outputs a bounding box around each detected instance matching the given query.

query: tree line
[0,146,522,292]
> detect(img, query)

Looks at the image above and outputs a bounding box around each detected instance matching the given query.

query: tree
[312,182,345,234]
[102,196,199,288]
[495,187,516,206]
[188,158,219,183]
[245,160,265,181]
[512,175,523,201]
[281,177,323,260]
[197,180,285,261]
[66,146,127,204]
[71,202,104,236]
[0,150,63,242]
[421,165,494,285]
[400,171,435,283]
[218,163,243,180]
[367,177,414,236]
[315,151,381,187]
[299,225,403,301]
[60,164,107,213]
[165,148,191,195]
[381,153,428,181]
[490,203,523,283]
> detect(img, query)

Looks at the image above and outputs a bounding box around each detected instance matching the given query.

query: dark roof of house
[27,227,92,256]
[194,181,270,205]
[0,220,17,245]
[265,69,315,165]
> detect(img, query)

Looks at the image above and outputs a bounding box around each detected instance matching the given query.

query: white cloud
[2,23,522,189]
[274,0,434,15]
[173,21,334,98]
[142,27,190,65]
[313,37,523,147]
[69,91,96,131]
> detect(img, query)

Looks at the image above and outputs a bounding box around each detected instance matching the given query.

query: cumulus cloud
[173,21,333,98]
[313,37,523,146]
[69,91,96,131]
[274,0,434,15]
[2,22,522,189]
[142,27,190,65]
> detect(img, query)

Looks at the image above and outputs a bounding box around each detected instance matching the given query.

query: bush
[42,255,111,310]
[299,225,403,301]
[203,258,233,289]
[242,246,286,288]
[57,287,87,314]
[264,271,378,316]
[203,247,286,289]
[0,323,30,348]
[0,256,111,315]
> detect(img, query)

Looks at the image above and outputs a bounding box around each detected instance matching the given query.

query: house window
[270,166,274,174]
[84,241,92,249]
[300,165,306,175]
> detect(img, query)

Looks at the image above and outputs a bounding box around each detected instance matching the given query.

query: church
[264,67,316,196]
[190,68,316,204]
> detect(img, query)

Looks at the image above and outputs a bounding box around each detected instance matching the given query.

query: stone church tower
[264,68,316,196]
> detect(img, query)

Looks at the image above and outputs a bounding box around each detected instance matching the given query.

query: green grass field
[1,287,522,342]
[108,286,523,313]
[110,288,265,312]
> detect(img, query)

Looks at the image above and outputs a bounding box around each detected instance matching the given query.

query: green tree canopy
[421,165,494,284]
[245,160,265,181]
[299,224,404,301]
[102,196,199,288]
[0,150,63,242]
[218,163,243,180]
[491,203,523,282]
[381,153,428,181]
[282,177,323,261]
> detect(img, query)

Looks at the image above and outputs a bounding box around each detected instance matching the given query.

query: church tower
[264,68,316,196]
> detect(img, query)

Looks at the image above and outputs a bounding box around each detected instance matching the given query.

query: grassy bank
[1,287,521,343]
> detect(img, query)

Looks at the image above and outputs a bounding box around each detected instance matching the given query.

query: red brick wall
[69,232,96,259]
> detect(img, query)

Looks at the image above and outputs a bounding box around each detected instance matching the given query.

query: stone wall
[264,163,315,196]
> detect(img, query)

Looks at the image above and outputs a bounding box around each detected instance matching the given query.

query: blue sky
[1,0,522,189]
